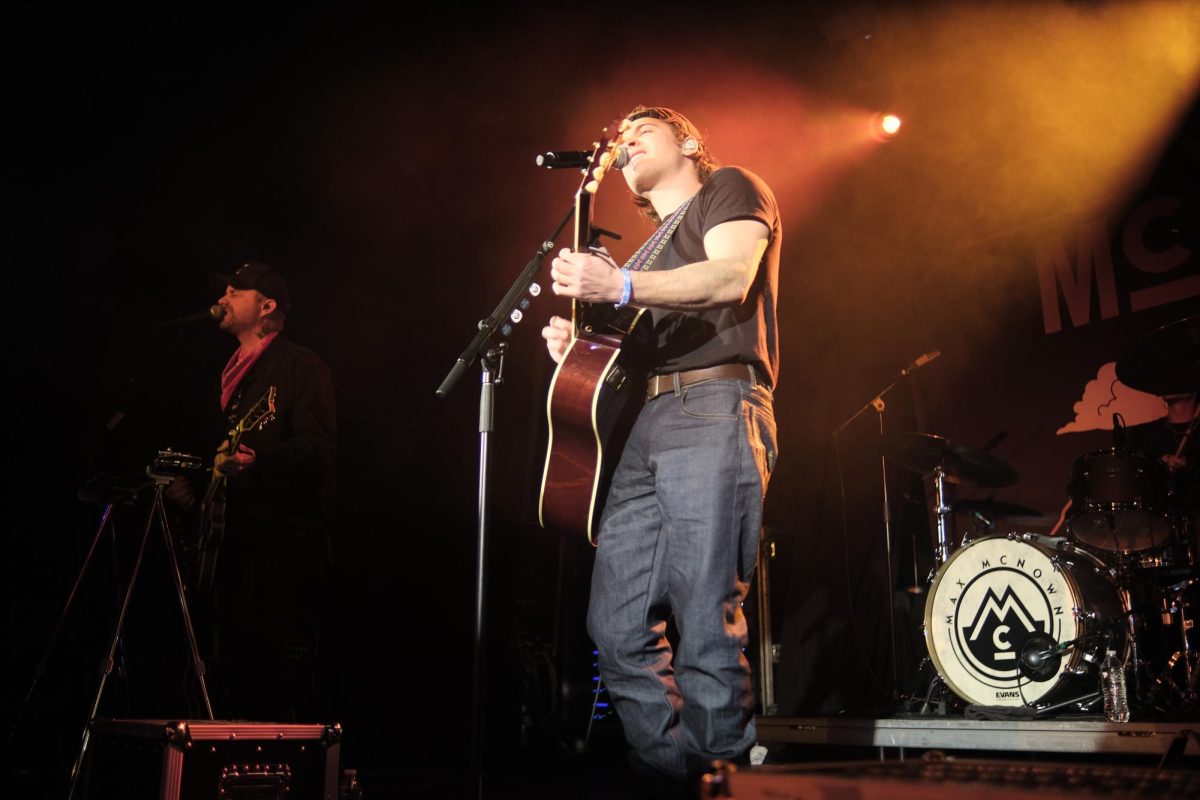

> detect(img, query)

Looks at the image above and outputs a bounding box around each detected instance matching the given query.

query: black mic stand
[436,207,574,800]
[832,357,933,704]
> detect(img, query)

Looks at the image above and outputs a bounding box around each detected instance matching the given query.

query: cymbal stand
[67,468,214,800]
[932,466,953,569]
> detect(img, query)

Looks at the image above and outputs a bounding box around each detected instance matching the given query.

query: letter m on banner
[1036,220,1118,334]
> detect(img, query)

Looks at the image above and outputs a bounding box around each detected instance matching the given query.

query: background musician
[168,261,337,722]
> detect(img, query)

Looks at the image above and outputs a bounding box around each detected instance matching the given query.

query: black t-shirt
[637,166,782,388]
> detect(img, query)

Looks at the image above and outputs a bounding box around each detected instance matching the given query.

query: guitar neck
[201,472,225,508]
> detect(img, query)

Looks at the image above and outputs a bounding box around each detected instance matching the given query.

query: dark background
[3,0,1199,793]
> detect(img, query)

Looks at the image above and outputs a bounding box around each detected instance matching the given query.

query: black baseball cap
[214,261,292,313]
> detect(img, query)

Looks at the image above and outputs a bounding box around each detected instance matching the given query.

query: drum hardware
[880,432,1018,569]
[958,501,1053,549]
[900,656,953,716]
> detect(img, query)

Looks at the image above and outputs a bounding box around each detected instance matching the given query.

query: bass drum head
[924,535,1101,707]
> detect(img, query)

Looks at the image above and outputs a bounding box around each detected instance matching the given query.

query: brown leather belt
[645,364,758,401]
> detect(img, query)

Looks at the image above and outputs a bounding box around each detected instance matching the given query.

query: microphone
[1018,633,1064,682]
[969,510,994,530]
[899,349,941,376]
[536,147,631,170]
[154,304,226,330]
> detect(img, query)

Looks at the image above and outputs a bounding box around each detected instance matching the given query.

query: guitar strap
[621,194,696,273]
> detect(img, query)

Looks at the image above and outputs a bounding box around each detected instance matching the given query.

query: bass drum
[925,533,1126,708]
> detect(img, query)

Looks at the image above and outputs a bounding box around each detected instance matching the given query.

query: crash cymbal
[1116,315,1200,395]
[880,432,1018,488]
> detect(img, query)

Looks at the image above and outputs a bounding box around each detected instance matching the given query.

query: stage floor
[756,715,1200,758]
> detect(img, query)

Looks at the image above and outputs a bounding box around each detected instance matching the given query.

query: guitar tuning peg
[518,298,531,310]
[500,323,513,337]
[528,282,541,297]
[585,180,599,193]
[510,309,524,324]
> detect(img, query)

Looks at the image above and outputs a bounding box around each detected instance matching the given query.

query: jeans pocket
[752,406,778,485]
[679,381,743,419]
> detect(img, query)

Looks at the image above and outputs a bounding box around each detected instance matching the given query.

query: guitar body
[540,306,646,544]
[190,386,276,596]
[193,477,228,597]
[538,116,653,543]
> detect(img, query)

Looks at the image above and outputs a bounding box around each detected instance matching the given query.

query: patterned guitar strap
[620,194,696,273]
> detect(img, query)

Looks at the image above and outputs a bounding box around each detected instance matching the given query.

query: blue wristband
[615,267,632,308]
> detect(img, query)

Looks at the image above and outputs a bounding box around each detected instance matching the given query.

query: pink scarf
[220,333,279,412]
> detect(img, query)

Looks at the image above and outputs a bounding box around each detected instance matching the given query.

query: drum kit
[888,317,1200,718]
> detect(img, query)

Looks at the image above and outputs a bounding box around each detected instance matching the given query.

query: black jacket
[219,335,337,534]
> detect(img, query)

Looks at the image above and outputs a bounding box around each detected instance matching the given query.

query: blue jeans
[586,375,777,781]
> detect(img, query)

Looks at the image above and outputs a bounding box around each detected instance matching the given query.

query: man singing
[170,261,336,721]
[542,106,781,790]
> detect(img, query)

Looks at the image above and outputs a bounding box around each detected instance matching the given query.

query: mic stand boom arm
[433,205,574,800]
[830,352,937,703]
[436,206,573,400]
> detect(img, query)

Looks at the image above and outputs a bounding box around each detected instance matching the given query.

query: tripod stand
[44,461,216,799]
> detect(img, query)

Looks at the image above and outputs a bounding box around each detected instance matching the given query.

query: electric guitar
[193,385,277,593]
[539,119,647,544]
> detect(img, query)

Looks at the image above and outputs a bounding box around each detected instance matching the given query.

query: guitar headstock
[236,385,278,436]
[576,117,630,199]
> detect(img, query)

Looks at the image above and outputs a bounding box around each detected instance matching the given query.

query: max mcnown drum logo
[927,537,1078,706]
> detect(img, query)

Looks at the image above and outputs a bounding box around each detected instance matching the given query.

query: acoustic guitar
[539,120,646,544]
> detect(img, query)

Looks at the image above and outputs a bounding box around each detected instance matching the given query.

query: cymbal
[953,498,1049,522]
[1116,315,1200,395]
[880,432,1018,487]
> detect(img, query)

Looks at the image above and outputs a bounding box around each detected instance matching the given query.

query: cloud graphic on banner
[1057,362,1166,434]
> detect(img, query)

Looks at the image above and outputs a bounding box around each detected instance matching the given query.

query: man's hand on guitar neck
[550,247,623,304]
[214,441,257,477]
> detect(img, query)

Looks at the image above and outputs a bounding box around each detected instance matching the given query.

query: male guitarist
[168,261,336,722]
[542,106,781,792]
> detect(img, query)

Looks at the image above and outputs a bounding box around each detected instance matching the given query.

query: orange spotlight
[870,112,902,141]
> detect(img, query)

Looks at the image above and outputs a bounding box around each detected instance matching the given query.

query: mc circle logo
[956,568,1055,681]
